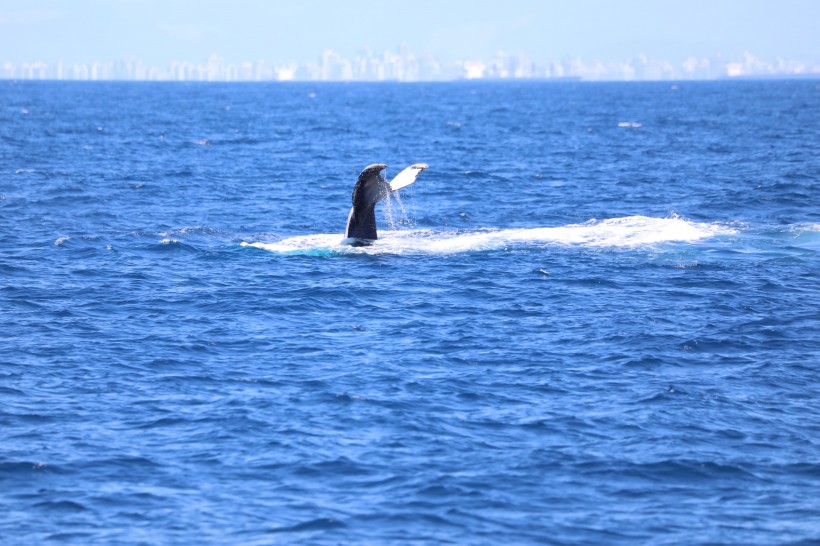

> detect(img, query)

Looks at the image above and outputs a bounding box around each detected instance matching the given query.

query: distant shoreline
[2,75,819,84]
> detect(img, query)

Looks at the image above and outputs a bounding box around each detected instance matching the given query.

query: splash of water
[242,216,738,256]
[382,188,416,231]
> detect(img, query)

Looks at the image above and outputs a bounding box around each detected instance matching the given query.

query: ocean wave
[242,216,735,256]
[157,226,219,237]
[784,223,820,249]
[144,239,200,253]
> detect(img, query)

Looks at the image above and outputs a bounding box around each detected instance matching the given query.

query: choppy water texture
[2,80,820,545]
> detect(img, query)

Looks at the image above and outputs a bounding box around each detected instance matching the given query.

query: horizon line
[4,75,820,83]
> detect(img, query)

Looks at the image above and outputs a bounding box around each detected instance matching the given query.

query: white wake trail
[242,216,736,256]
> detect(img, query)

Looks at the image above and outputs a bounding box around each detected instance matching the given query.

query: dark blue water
[2,80,820,545]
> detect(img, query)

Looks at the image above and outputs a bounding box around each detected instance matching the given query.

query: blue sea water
[1,80,819,545]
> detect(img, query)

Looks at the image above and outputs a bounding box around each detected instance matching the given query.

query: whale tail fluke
[344,163,389,241]
[389,163,428,191]
[344,163,427,244]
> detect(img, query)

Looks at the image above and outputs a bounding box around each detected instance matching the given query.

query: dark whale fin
[345,163,390,241]
[345,206,378,242]
[343,163,428,245]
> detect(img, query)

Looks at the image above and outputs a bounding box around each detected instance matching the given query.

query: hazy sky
[2,0,819,65]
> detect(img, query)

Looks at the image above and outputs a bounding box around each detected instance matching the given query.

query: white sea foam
[242,216,736,256]
[786,223,820,249]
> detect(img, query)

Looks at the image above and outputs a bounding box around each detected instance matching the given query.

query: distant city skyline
[1,1,819,70]
[3,48,819,82]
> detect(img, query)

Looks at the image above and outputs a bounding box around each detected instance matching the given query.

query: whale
[343,163,428,246]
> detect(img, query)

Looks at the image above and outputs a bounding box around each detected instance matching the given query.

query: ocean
[1,80,819,545]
